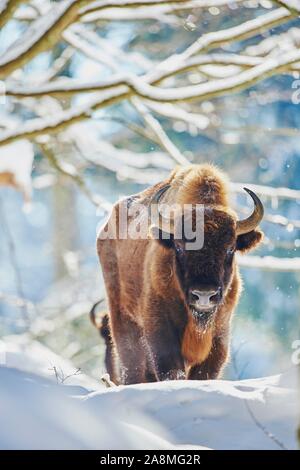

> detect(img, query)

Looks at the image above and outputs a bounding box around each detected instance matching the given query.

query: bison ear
[149,226,174,249]
[236,229,263,253]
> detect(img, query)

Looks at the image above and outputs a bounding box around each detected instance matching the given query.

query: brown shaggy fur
[95,164,263,384]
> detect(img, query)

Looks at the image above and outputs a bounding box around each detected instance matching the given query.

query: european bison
[94,164,264,384]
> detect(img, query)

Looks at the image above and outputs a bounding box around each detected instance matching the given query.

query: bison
[93,164,264,384]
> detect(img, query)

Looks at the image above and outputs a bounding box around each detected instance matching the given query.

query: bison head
[150,185,264,325]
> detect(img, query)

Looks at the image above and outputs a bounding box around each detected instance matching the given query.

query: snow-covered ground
[0,337,298,450]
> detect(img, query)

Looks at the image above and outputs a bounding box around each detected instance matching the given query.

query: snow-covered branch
[81,0,210,15]
[144,100,210,131]
[272,0,300,15]
[4,53,269,99]
[129,49,300,102]
[0,0,26,28]
[131,97,189,165]
[237,255,300,271]
[182,7,293,58]
[62,29,120,70]
[0,0,196,78]
[2,44,300,148]
[4,74,129,98]
[145,7,293,85]
[0,4,295,81]
[80,0,246,22]
[230,182,300,201]
[0,0,88,78]
[0,87,130,147]
[38,141,112,212]
[245,27,300,57]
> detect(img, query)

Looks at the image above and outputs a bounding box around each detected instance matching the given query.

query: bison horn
[236,187,264,235]
[149,184,175,234]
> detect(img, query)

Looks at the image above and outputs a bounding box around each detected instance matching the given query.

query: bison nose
[189,288,221,306]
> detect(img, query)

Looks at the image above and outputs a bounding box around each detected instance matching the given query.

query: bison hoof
[101,373,116,388]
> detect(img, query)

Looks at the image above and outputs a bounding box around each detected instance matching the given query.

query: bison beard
[95,164,264,384]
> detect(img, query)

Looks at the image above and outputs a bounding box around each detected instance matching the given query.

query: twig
[49,365,81,384]
[131,97,189,165]
[231,343,288,450]
[37,141,112,213]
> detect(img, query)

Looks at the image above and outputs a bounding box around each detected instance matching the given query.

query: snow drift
[0,338,298,450]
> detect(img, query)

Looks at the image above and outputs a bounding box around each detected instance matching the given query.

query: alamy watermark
[291,339,300,366]
[0,341,7,366]
[0,80,6,105]
[98,201,205,250]
[291,79,300,105]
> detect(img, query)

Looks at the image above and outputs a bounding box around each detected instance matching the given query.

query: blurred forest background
[0,0,300,381]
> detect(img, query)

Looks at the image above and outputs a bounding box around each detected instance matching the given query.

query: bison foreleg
[187,335,229,380]
[112,316,149,385]
[146,325,185,381]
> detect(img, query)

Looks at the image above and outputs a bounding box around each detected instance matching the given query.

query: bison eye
[226,248,235,262]
[175,245,184,256]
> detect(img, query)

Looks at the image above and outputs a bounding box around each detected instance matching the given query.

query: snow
[0,338,298,450]
[0,139,33,200]
[0,336,100,389]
